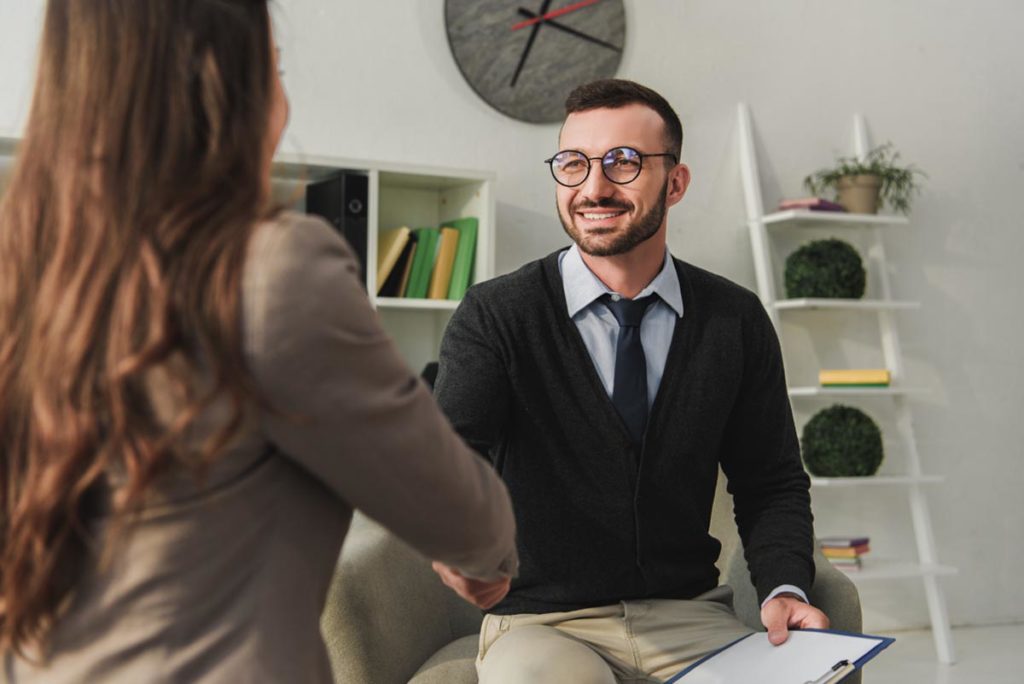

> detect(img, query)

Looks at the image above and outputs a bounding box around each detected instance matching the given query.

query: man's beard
[558,180,668,257]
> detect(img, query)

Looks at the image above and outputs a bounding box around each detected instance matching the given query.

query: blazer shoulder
[242,210,368,360]
[248,210,353,272]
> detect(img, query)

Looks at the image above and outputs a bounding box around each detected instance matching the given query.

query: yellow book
[822,545,869,558]
[376,226,411,294]
[428,227,459,299]
[818,369,891,386]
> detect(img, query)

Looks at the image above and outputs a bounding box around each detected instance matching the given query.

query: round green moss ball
[802,404,883,477]
[784,238,866,299]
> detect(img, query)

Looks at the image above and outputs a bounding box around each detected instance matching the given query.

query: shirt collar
[560,244,684,319]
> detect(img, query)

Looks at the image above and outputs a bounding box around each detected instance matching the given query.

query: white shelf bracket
[736,103,778,323]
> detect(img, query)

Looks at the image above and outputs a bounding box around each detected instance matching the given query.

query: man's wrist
[760,584,808,609]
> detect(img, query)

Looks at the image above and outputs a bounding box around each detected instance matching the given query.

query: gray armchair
[321,474,861,684]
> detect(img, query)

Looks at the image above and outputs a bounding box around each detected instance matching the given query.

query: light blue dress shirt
[558,243,808,608]
[558,244,683,408]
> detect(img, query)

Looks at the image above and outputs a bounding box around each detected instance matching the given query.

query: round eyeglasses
[544,147,677,187]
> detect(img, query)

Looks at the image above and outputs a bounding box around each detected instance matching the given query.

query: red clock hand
[511,0,601,31]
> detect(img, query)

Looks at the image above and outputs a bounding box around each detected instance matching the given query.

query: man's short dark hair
[564,79,683,161]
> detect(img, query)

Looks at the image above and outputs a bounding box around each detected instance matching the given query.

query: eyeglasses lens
[551,151,589,186]
[602,147,642,184]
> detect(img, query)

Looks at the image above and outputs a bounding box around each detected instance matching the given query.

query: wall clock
[445,0,626,124]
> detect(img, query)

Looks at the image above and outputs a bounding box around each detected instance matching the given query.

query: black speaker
[305,172,368,288]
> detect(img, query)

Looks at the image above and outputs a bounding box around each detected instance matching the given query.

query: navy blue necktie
[601,294,658,447]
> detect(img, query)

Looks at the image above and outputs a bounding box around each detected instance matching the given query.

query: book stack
[820,536,870,572]
[375,217,478,300]
[777,197,847,212]
[819,369,891,388]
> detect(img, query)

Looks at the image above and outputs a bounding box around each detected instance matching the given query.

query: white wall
[2,1,1022,632]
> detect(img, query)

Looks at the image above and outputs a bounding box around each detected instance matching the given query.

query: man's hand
[431,561,511,610]
[760,595,829,645]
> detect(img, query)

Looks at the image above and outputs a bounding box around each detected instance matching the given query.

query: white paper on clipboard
[666,629,893,684]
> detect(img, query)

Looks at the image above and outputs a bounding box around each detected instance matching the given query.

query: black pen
[803,659,856,684]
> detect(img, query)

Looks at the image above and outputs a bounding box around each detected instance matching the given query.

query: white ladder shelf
[736,103,956,664]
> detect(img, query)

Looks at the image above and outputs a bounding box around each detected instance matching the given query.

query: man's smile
[579,210,627,221]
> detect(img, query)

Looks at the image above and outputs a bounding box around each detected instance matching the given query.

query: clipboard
[665,628,894,684]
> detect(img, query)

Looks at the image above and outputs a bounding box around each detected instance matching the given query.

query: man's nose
[578,159,617,200]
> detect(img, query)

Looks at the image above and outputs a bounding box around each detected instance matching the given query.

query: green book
[405,227,439,299]
[445,217,478,300]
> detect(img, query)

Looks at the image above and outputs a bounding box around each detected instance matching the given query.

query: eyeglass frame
[543,146,678,187]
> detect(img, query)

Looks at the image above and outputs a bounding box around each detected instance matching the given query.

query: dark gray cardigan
[435,249,814,614]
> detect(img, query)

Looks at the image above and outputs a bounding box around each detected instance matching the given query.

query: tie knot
[601,293,657,328]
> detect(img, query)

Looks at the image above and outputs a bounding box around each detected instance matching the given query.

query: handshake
[431,562,511,610]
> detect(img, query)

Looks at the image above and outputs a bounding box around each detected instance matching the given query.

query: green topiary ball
[801,404,883,477]
[784,238,866,299]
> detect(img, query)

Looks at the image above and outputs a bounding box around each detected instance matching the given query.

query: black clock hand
[510,0,553,88]
[516,8,622,52]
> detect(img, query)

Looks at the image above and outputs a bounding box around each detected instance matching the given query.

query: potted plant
[784,238,866,299]
[801,404,884,477]
[804,143,925,214]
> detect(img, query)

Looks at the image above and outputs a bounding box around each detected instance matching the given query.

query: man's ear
[665,163,691,208]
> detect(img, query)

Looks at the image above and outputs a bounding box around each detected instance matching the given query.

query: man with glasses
[433,79,827,683]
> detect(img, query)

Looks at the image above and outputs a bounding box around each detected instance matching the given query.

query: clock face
[445,0,626,124]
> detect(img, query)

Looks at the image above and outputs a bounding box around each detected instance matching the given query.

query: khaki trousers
[475,586,754,684]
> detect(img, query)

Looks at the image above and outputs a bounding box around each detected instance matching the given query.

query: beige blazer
[4,212,516,683]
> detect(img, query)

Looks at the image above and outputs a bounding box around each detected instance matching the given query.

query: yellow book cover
[822,545,869,558]
[428,227,459,299]
[376,226,410,294]
[819,369,891,386]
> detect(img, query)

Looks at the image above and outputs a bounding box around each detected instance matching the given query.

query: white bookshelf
[737,104,956,664]
[271,151,496,374]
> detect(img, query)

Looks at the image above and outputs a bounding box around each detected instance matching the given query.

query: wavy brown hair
[0,0,275,654]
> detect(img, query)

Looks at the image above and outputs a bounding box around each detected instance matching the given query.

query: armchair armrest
[724,543,862,633]
[320,513,483,684]
[807,548,862,633]
[724,543,863,684]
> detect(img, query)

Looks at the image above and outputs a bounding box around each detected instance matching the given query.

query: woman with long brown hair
[0,2,516,681]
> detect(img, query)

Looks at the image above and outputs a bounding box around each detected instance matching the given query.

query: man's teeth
[581,211,625,220]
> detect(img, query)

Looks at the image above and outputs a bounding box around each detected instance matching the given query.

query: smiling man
[433,79,827,683]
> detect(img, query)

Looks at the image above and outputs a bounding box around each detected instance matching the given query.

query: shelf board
[811,475,944,488]
[774,298,920,311]
[832,560,957,582]
[760,209,909,228]
[374,297,460,311]
[273,150,494,186]
[788,386,923,398]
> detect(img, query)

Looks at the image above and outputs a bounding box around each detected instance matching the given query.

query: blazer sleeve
[241,212,517,580]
